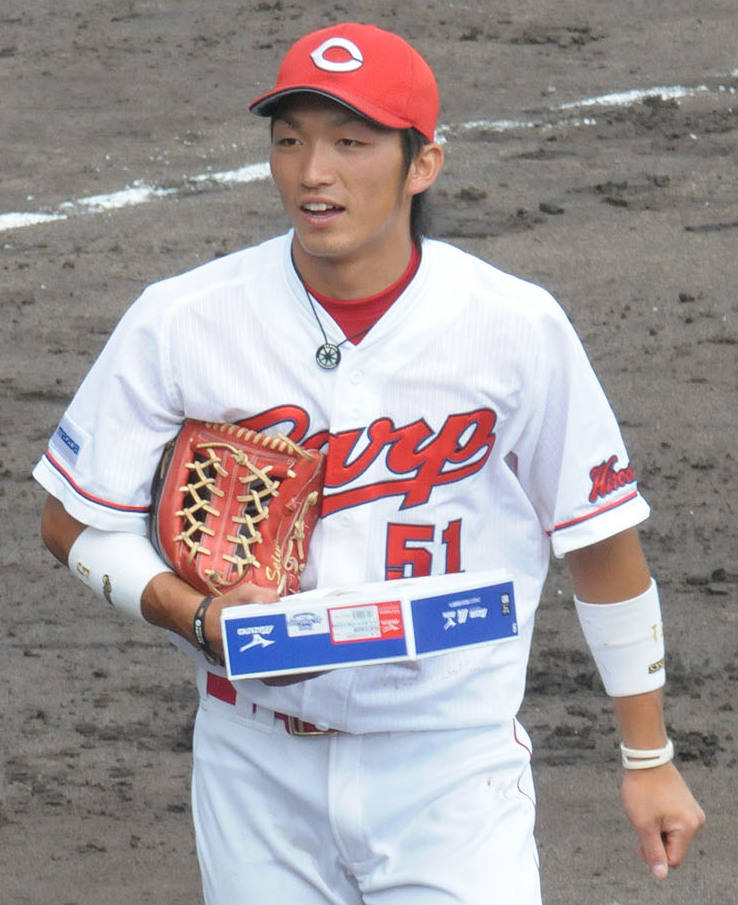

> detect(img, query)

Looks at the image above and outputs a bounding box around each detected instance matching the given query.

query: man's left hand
[621,762,705,879]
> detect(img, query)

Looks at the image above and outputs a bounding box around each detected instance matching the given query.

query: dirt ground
[1,1,736,903]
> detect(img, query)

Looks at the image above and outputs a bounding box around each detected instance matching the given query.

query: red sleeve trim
[44,450,150,514]
[549,489,639,535]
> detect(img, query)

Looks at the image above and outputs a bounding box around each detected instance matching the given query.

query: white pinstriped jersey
[34,233,649,732]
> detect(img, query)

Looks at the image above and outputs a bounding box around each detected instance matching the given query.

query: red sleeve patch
[589,455,636,503]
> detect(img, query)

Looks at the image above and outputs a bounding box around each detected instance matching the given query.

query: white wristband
[574,578,665,697]
[68,527,172,621]
[620,738,674,769]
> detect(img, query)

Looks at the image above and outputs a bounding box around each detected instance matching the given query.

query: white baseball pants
[192,686,541,905]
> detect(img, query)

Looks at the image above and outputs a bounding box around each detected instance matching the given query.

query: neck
[291,234,415,300]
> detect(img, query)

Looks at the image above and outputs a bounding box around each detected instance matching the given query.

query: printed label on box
[286,610,330,637]
[328,601,403,644]
[377,601,405,639]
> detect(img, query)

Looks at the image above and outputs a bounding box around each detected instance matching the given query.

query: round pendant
[316,342,341,369]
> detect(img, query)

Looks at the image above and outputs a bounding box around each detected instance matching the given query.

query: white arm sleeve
[574,579,666,697]
[68,527,173,621]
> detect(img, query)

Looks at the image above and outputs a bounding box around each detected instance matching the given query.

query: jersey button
[349,370,362,385]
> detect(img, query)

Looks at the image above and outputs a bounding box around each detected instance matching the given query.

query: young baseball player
[35,22,704,905]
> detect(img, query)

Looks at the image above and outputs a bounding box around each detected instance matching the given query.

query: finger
[261,671,325,686]
[636,842,668,880]
[241,585,280,604]
[663,813,705,868]
[223,583,280,605]
[637,825,669,879]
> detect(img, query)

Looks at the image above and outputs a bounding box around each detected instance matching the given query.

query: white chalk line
[2,78,735,235]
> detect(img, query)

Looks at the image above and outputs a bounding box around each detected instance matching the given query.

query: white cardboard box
[222,571,518,680]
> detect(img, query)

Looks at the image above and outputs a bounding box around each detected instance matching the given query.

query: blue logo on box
[410,581,517,655]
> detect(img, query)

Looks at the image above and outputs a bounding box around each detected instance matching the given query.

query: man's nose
[300,143,336,188]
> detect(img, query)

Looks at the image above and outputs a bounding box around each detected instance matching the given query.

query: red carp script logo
[589,455,636,503]
[243,406,497,516]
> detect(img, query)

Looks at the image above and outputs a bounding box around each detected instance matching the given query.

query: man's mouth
[301,202,344,214]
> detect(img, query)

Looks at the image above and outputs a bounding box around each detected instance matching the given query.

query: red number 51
[385,520,462,580]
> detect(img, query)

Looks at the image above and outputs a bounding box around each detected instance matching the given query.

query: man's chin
[293,233,352,265]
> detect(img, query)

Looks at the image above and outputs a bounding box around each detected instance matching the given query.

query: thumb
[637,825,669,880]
[221,582,280,605]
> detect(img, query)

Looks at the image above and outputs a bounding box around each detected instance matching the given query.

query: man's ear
[406,142,444,196]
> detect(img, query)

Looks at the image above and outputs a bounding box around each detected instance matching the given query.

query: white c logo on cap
[310,37,364,73]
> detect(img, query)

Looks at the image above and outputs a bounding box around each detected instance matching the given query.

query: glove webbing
[174,437,318,592]
[175,441,284,571]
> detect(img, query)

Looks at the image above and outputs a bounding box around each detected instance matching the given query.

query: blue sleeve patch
[49,414,88,467]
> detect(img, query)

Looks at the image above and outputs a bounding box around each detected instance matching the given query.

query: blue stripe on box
[410,581,517,655]
[223,611,410,677]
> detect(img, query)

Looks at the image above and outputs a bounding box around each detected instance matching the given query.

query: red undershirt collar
[304,243,421,345]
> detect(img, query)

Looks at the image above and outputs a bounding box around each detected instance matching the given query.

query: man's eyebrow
[272,111,299,128]
[273,109,378,130]
[328,110,371,127]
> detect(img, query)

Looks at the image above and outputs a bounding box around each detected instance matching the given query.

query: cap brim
[249,86,412,132]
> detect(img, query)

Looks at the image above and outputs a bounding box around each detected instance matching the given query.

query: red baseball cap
[249,22,439,141]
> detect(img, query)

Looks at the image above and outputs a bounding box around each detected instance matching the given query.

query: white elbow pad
[574,578,665,697]
[67,527,172,622]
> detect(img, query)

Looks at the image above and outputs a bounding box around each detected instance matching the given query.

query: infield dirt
[2,2,736,903]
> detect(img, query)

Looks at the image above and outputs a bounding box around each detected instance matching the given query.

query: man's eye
[339,138,364,147]
[274,136,298,146]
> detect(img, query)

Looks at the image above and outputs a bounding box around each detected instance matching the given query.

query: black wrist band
[193,595,223,666]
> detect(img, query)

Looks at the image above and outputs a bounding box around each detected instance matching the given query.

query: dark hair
[400,127,433,243]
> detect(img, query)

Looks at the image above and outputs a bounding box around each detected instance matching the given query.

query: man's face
[269,96,413,278]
